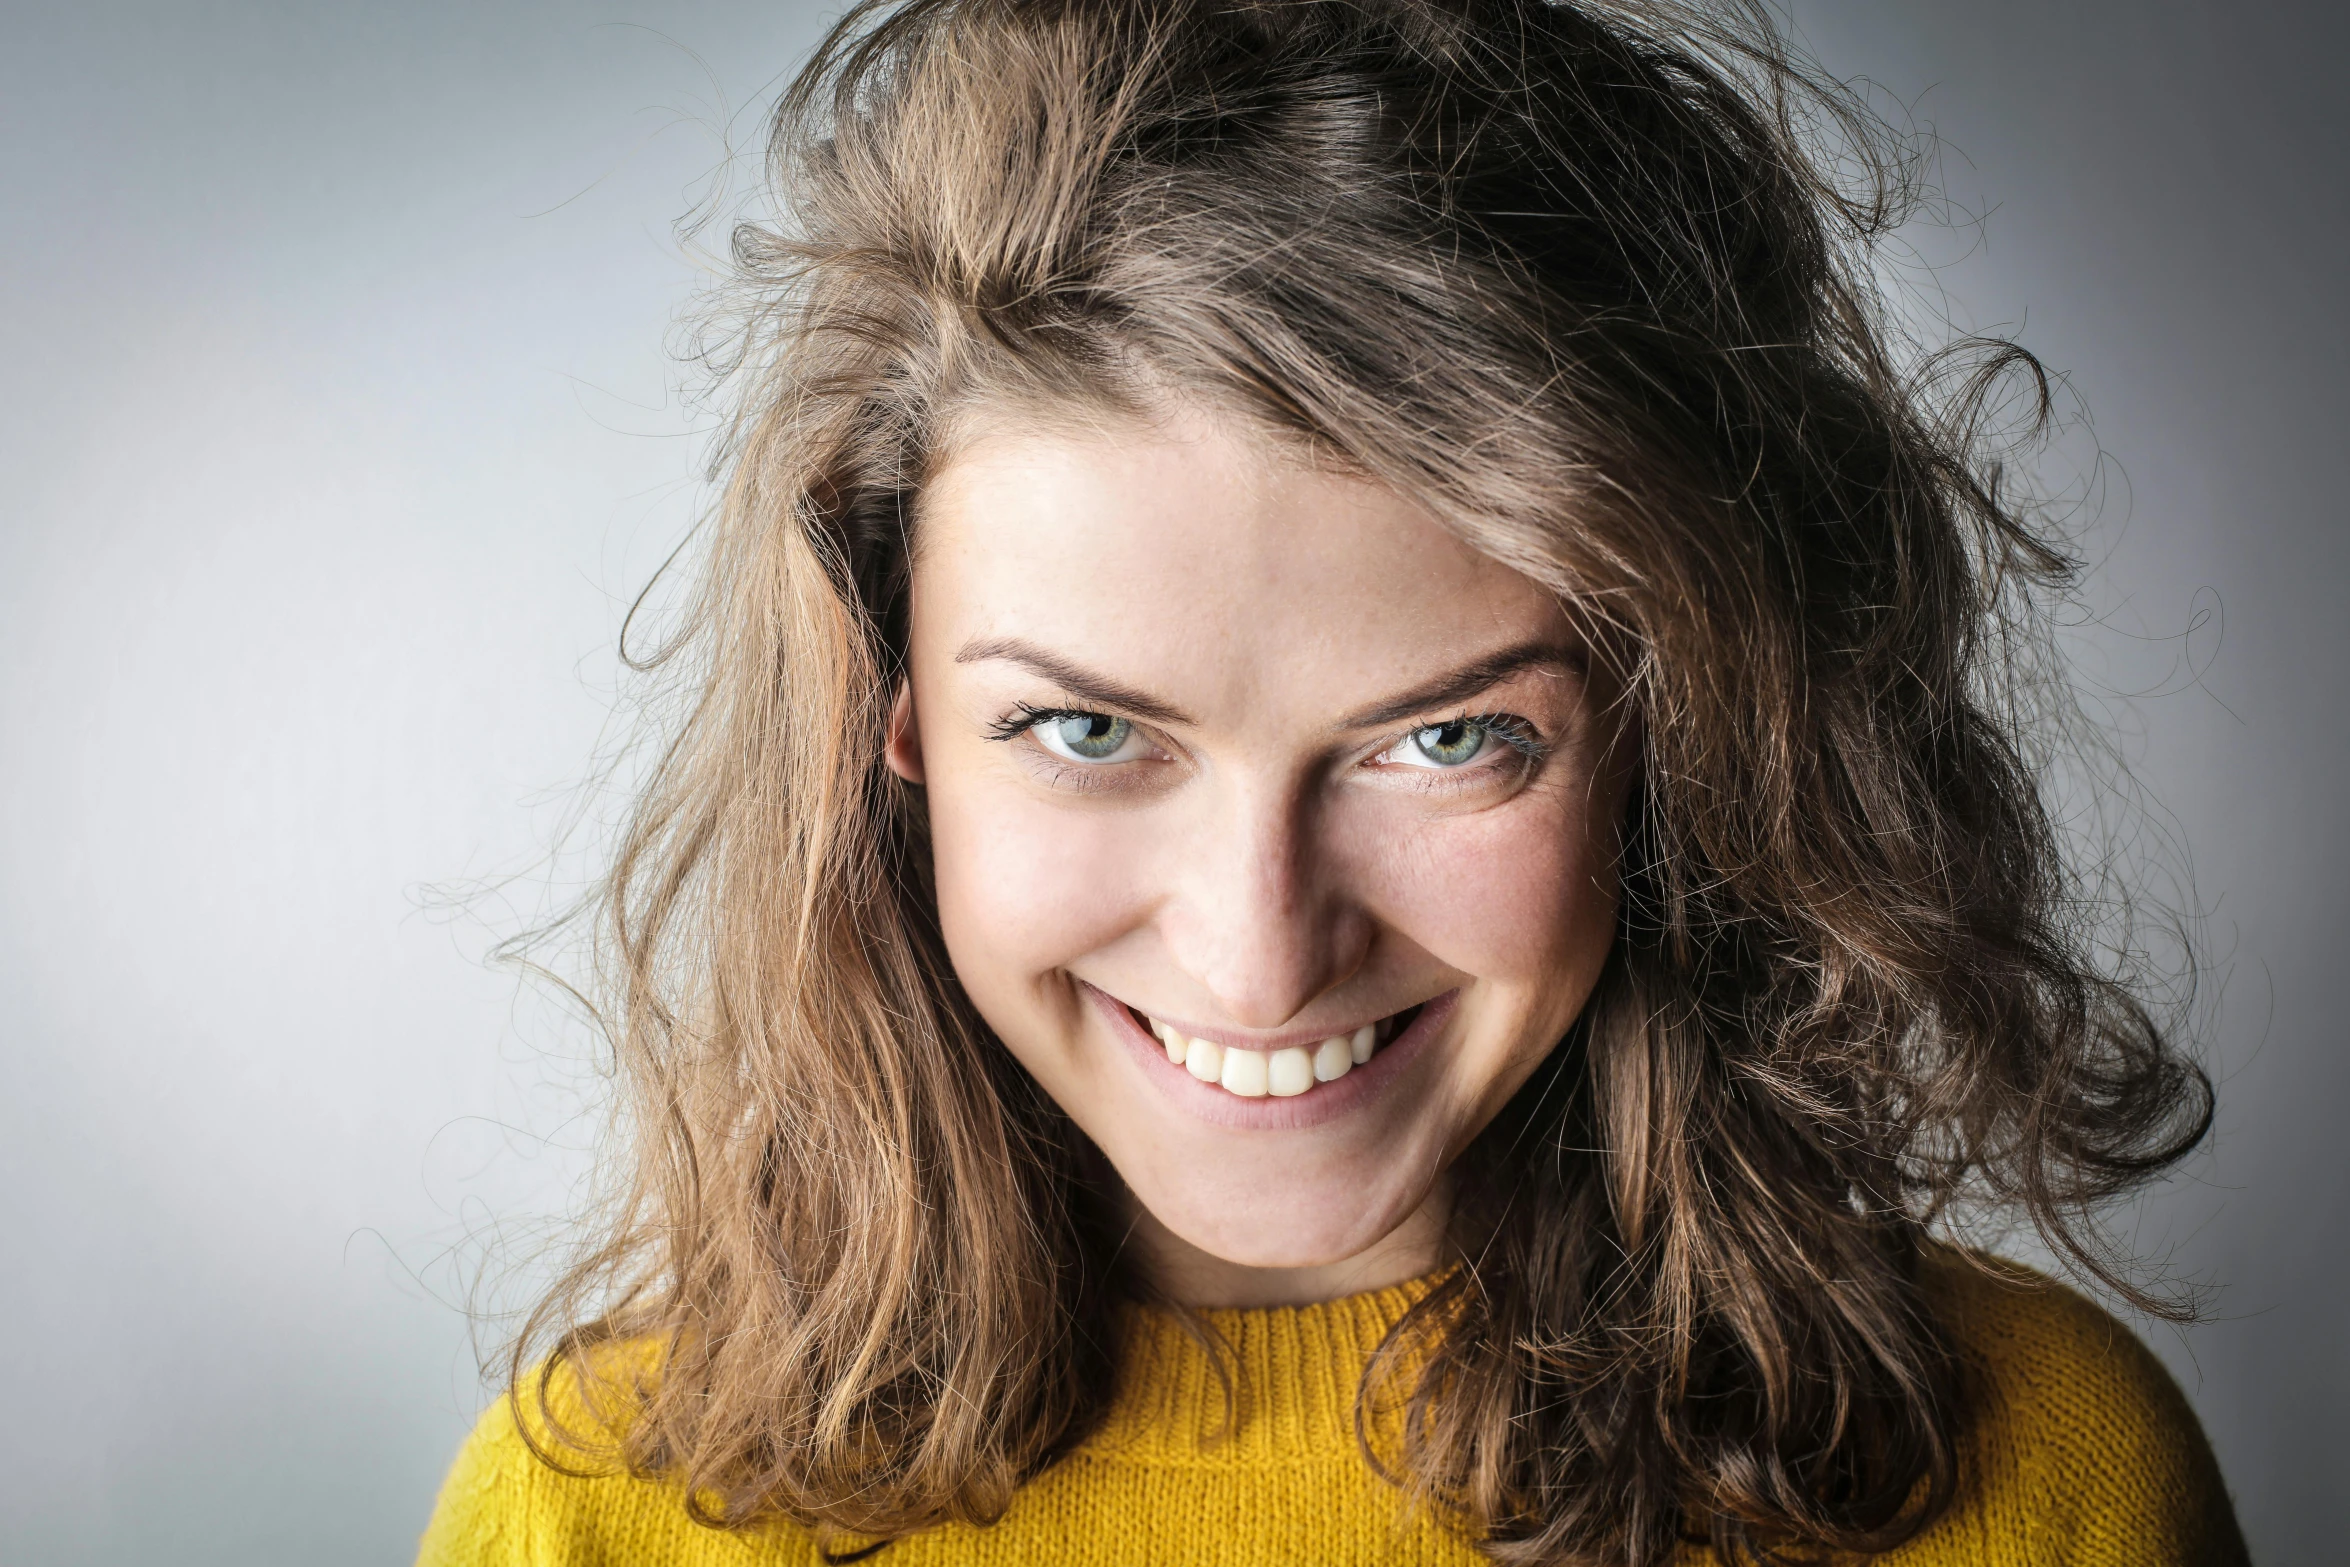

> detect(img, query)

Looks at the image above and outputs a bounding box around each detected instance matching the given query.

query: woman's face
[890,408,1629,1302]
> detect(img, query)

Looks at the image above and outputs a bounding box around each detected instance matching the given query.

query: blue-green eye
[1407,718,1490,767]
[1035,711,1137,763]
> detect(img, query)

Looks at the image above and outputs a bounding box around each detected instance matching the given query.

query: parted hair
[514,1,2214,1562]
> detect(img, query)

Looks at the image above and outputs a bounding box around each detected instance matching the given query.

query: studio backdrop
[1,3,2340,1563]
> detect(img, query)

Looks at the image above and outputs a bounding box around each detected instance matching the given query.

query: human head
[533,2,2214,1559]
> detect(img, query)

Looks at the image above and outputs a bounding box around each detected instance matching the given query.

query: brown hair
[513,1,2214,1561]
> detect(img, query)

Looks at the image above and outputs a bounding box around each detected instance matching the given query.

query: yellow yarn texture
[418,1252,2246,1566]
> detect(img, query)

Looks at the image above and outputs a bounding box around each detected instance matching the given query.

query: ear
[883,678,925,784]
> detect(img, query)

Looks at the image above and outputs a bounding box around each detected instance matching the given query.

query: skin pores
[887,408,1630,1307]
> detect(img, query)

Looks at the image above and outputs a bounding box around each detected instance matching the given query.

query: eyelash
[984,702,1108,744]
[985,703,1549,770]
[1439,711,1548,764]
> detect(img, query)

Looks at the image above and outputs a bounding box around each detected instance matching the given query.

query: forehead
[913,412,1566,723]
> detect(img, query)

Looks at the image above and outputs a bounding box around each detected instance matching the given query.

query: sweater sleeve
[416,1397,541,1567]
[413,1360,826,1567]
[1910,1251,2250,1567]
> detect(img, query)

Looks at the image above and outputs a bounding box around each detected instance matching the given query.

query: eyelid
[986,701,1140,742]
[986,701,1544,786]
[988,701,1168,770]
[1369,712,1549,771]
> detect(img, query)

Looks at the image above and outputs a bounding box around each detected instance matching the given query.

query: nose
[1156,781,1373,1031]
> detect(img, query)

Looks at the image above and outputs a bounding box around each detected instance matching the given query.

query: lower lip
[1081,983,1459,1131]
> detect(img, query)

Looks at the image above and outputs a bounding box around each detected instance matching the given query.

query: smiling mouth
[1126,1003,1425,1100]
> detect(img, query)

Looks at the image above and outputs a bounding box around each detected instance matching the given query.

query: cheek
[926,770,1146,1000]
[1358,784,1618,993]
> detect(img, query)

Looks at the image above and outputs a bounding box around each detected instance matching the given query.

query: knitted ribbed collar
[1083,1272,1448,1469]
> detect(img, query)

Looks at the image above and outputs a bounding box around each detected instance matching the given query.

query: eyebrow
[955,636,1198,725]
[954,635,1579,733]
[1337,640,1581,729]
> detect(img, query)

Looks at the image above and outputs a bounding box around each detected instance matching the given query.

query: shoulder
[415,1391,546,1567]
[415,1347,824,1567]
[1895,1248,2248,1567]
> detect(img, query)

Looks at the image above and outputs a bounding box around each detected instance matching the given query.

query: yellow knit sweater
[417,1252,2246,1565]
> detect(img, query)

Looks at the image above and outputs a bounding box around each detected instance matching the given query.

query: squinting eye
[1396,718,1491,768]
[1034,712,1141,763]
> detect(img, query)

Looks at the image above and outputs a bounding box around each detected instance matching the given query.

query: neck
[1123,1180,1452,1309]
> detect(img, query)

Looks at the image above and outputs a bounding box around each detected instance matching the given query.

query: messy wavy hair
[514,1,2214,1562]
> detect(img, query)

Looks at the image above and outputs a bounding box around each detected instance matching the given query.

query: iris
[1410,719,1489,766]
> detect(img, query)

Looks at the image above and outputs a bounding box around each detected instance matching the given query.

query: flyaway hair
[511,2,2215,1562]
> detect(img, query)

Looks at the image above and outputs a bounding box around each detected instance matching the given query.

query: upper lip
[1089,983,1423,1051]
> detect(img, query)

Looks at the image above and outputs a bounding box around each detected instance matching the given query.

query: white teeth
[1185,1035,1223,1082]
[1219,1046,1269,1097]
[1313,1036,1353,1082]
[1146,1012,1390,1100]
[1267,1047,1314,1096]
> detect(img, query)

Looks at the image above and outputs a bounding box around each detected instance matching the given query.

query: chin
[1145,1182,1423,1271]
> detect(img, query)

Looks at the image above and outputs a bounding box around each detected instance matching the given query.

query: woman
[420,0,2245,1561]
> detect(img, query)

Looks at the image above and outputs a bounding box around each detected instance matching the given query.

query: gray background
[0,2,2339,1562]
